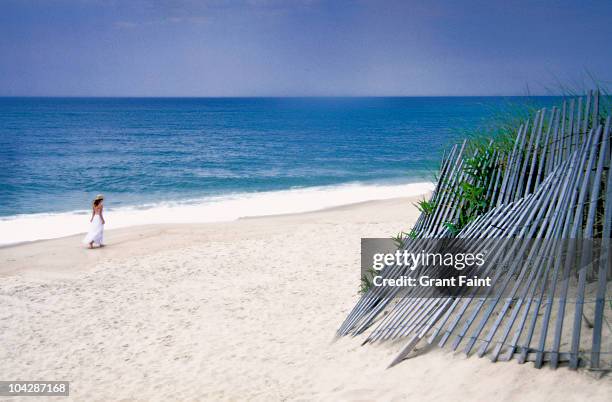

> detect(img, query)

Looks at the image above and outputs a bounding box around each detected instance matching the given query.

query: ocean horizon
[0,96,558,244]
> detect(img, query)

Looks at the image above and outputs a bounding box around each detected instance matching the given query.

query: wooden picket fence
[338,91,612,371]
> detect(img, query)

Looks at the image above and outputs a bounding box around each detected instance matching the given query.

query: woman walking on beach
[83,194,105,248]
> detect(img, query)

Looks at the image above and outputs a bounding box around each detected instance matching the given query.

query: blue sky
[0,0,610,96]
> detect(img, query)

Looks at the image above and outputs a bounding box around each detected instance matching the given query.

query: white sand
[0,197,610,401]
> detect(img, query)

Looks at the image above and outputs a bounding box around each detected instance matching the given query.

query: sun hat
[94,194,104,201]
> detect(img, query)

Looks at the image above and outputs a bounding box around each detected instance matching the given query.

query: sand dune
[0,197,610,401]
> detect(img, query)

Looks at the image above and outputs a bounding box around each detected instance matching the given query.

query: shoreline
[0,195,422,251]
[0,181,434,247]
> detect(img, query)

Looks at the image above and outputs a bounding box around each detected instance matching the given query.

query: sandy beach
[0,196,610,401]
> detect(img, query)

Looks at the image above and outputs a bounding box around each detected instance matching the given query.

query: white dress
[83,214,104,245]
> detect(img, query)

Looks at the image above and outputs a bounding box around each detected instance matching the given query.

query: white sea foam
[0,181,434,246]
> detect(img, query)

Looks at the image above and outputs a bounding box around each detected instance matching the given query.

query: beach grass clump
[359,267,378,294]
[415,198,436,216]
[447,148,498,233]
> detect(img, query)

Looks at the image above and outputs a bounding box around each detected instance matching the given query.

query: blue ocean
[0,97,557,244]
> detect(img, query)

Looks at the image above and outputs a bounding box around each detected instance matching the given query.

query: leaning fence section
[338,91,612,371]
